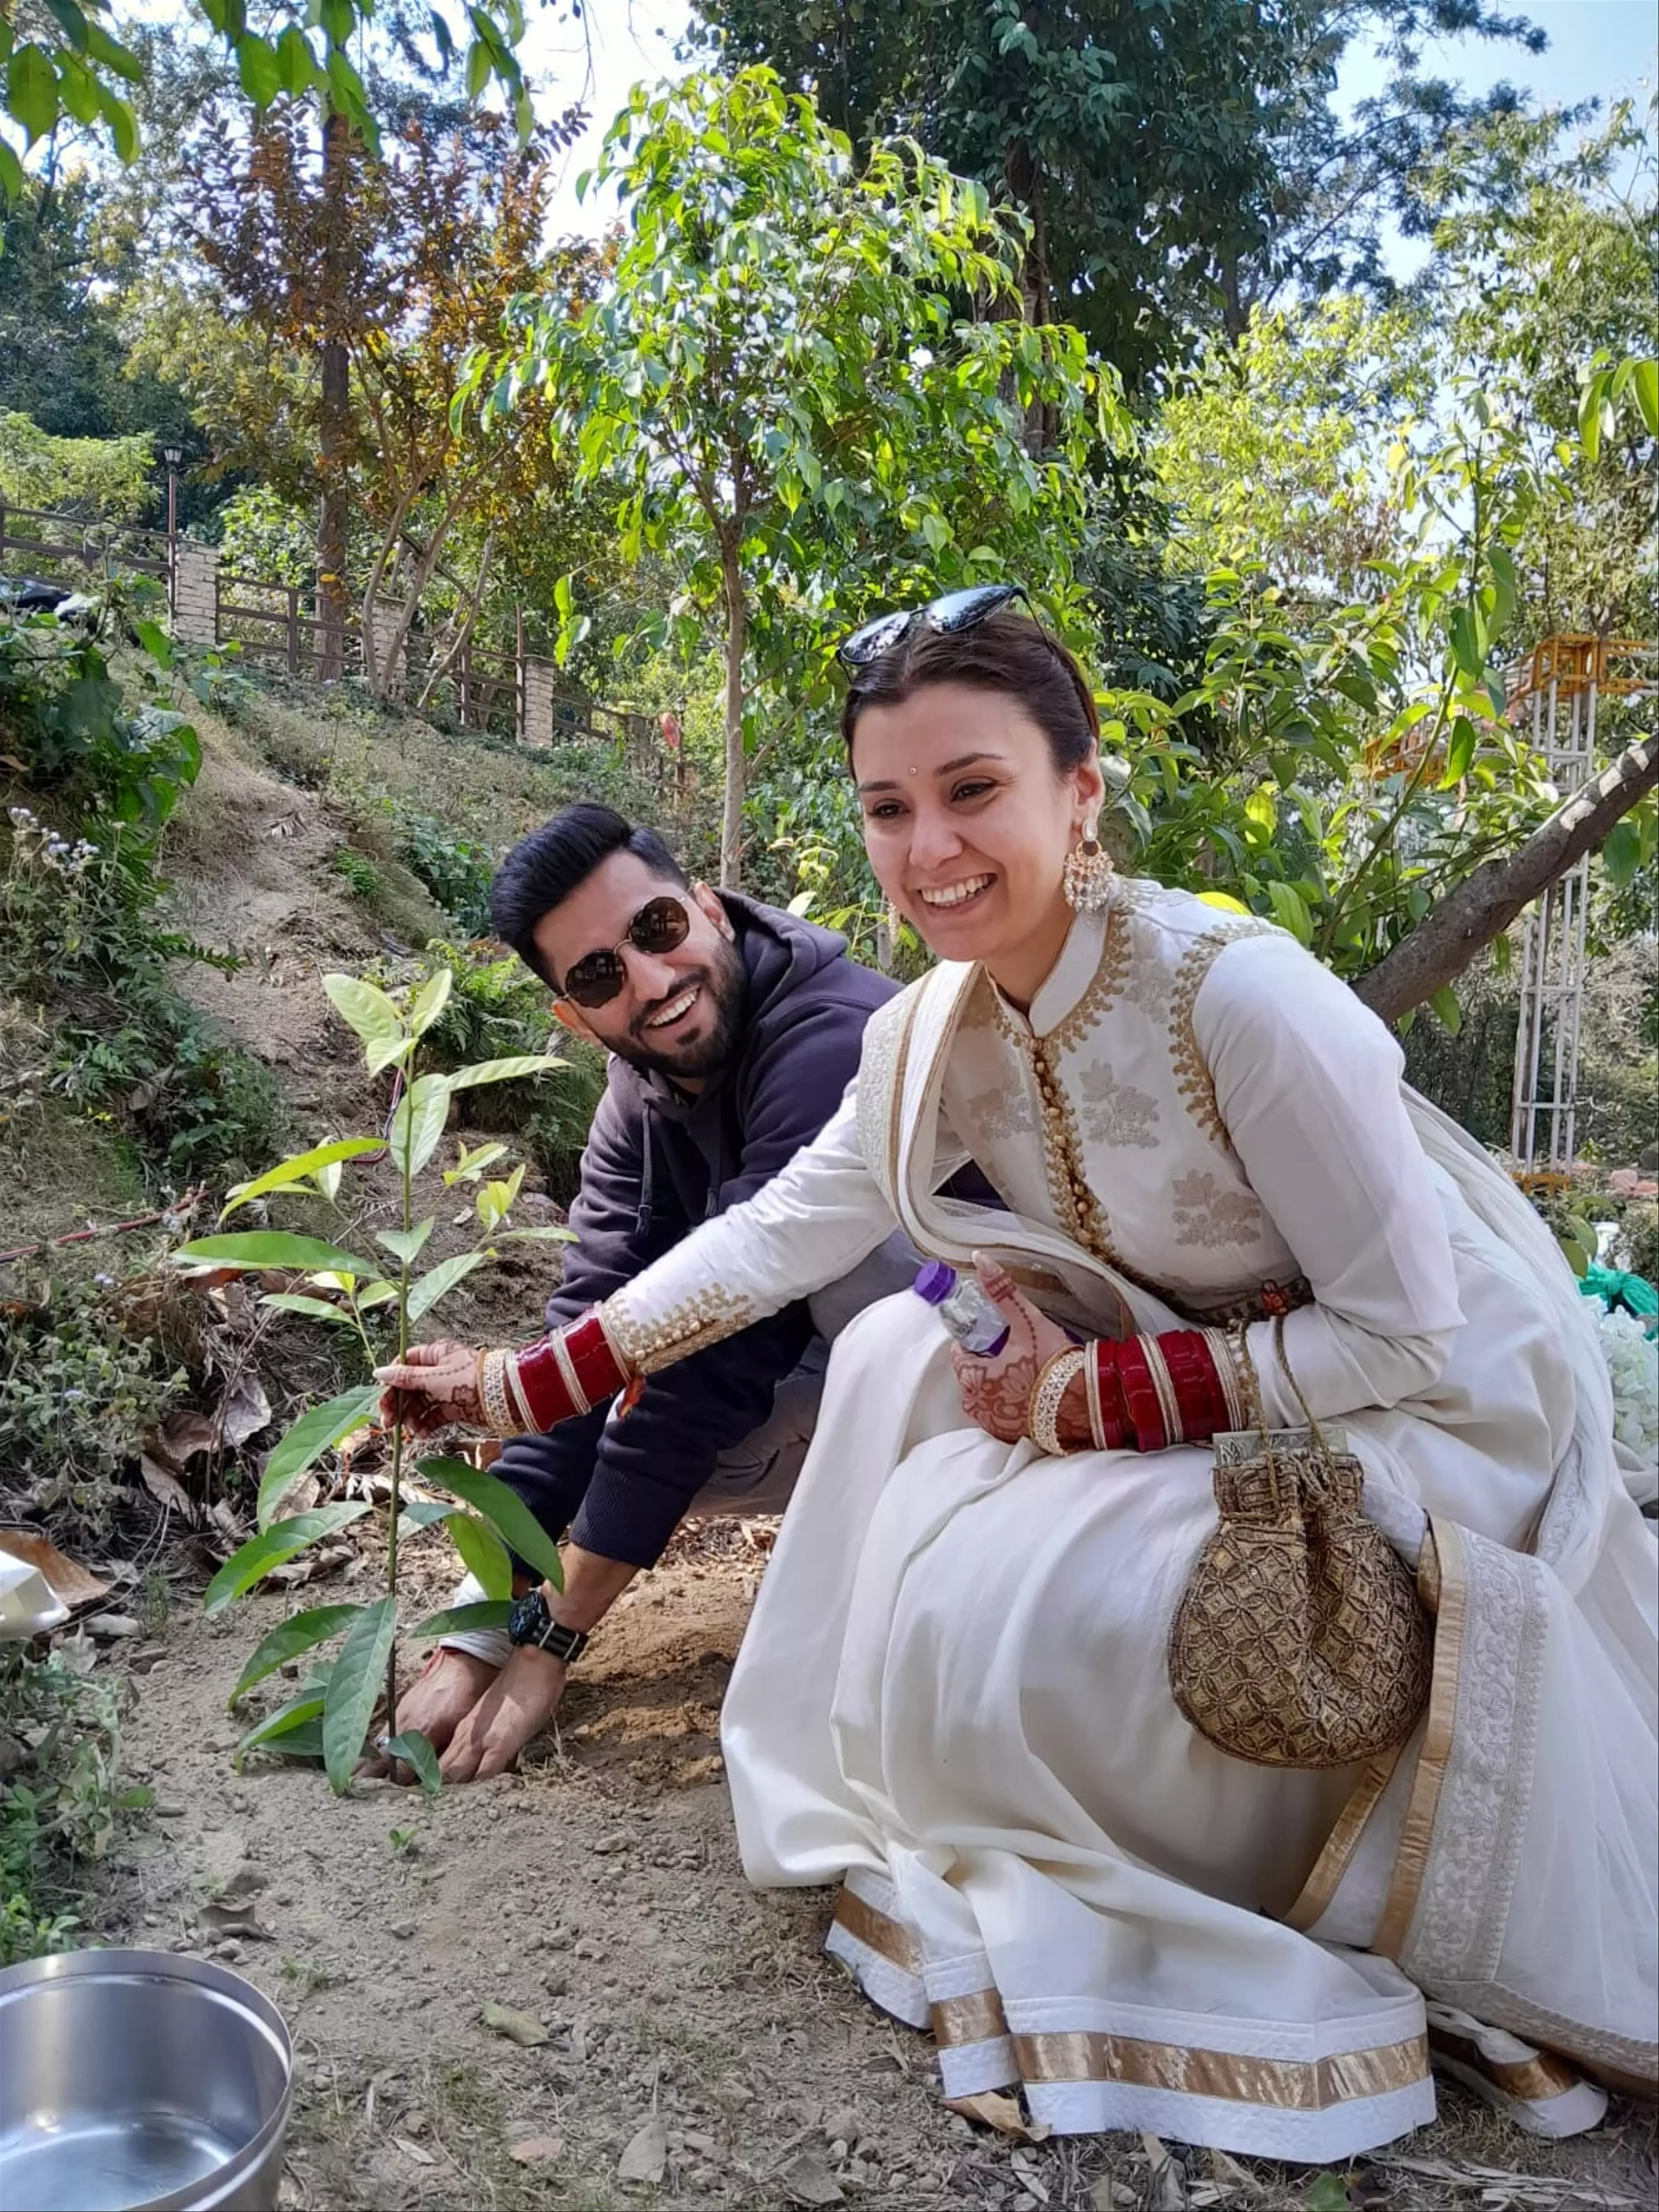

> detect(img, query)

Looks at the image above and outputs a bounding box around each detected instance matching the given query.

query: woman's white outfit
[602,882,1658,2159]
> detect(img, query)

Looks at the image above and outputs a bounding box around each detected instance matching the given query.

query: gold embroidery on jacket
[1168,920,1278,1142]
[601,1286,758,1374]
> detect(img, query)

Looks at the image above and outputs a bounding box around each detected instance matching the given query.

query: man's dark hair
[491,803,687,988]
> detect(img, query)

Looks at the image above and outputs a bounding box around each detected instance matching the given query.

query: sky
[523,0,1657,251]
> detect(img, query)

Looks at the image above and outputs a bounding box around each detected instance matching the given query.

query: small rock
[215,1939,243,1962]
[130,1646,168,1673]
[1011,2196,1038,2212]
[508,2135,563,2165]
[682,2132,716,2155]
[545,1928,572,1951]
[311,2071,332,2092]
[543,1970,568,1998]
[617,2118,668,2185]
[823,2107,862,2148]
[780,2151,845,2206]
[481,2003,549,2049]
[574,1938,601,1961]
[388,1922,416,1941]
[155,1803,186,1820]
[87,1613,140,1640]
[230,1793,249,1815]
[592,1831,631,1855]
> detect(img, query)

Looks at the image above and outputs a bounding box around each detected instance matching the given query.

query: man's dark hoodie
[494,893,896,1570]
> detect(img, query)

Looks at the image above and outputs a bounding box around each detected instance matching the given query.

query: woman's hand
[951,1255,1073,1444]
[374,1340,483,1435]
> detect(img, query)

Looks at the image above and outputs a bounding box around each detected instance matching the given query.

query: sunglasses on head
[836,582,1033,670]
[554,894,691,1010]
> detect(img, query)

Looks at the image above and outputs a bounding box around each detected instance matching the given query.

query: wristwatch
[506,1587,589,1665]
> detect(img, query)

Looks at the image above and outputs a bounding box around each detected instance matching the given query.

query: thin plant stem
[384,1059,415,1740]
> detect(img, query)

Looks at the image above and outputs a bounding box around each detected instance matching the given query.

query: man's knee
[806,1230,919,1342]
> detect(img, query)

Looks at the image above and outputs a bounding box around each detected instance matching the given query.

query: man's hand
[358,1647,499,1781]
[438,1644,568,1783]
[950,1254,1072,1444]
[374,1339,484,1435]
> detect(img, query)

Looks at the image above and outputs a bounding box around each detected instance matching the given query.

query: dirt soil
[86,1522,1656,2212]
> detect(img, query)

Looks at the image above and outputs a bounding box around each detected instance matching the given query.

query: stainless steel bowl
[0,1948,293,2211]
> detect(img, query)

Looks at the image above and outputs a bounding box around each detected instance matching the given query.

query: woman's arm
[1194,932,1465,1427]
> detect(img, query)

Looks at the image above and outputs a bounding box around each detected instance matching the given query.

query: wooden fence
[0,500,170,589]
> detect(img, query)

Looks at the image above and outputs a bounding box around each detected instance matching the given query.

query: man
[385,802,914,1783]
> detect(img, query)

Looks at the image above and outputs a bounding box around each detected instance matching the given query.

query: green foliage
[0,1278,185,1534]
[481,65,1117,885]
[1620,1204,1659,1288]
[176,962,572,1793]
[0,410,155,522]
[1,615,201,830]
[0,1649,144,1965]
[394,812,495,937]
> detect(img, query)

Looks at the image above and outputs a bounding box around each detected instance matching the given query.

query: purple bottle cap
[912,1260,958,1306]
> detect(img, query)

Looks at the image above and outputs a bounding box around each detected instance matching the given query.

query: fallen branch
[1355,736,1659,1025]
[0,1189,205,1270]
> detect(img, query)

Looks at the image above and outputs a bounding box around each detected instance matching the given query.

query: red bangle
[1156,1330,1230,1446]
[1090,1341,1132,1450]
[1114,1337,1169,1454]
[510,1314,629,1431]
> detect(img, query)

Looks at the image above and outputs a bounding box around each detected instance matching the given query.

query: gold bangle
[1029,1346,1088,1457]
[1204,1327,1246,1433]
[479,1349,521,1437]
[503,1353,537,1433]
[1139,1333,1184,1447]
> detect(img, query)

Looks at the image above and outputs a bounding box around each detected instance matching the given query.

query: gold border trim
[1375,1520,1466,1959]
[1282,1746,1404,1935]
[932,1990,1011,2048]
[1014,2030,1428,2109]
[832,1888,921,1975]
[1429,2029,1585,2104]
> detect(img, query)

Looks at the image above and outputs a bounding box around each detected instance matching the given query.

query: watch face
[508,1589,549,1646]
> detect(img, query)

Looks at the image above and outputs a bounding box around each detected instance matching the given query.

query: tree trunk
[1355,737,1659,1025]
[718,535,748,890]
[317,102,352,681]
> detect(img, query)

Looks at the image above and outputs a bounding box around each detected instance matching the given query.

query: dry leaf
[944,2091,1047,2142]
[140,1456,200,1526]
[219,1374,273,1448]
[201,1901,273,1941]
[273,1474,321,1521]
[156,1409,218,1462]
[480,2003,548,2049]
[393,2137,435,2167]
[508,2136,563,2165]
[267,1542,353,1588]
[779,2151,845,2206]
[0,1529,108,1609]
[616,2119,668,2185]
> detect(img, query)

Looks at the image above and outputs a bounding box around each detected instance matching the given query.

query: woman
[381,591,1657,2160]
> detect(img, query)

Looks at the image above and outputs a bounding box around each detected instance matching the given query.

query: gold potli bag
[1168,1318,1432,1769]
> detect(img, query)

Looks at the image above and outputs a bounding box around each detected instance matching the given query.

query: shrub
[1620,1202,1659,1285]
[394,809,496,937]
[0,1649,143,1964]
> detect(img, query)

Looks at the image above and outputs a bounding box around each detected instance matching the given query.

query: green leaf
[390,1072,451,1179]
[41,0,90,54]
[236,31,281,105]
[1447,607,1484,683]
[274,23,316,94]
[133,617,175,668]
[1304,2175,1350,2212]
[365,1032,414,1078]
[229,1604,361,1708]
[93,79,136,162]
[0,141,25,202]
[445,1054,565,1091]
[1602,817,1642,890]
[204,1504,369,1615]
[259,1292,352,1325]
[408,968,453,1039]
[178,1231,377,1275]
[1632,357,1659,437]
[1579,370,1606,462]
[385,1728,441,1794]
[410,1599,513,1640]
[395,1499,456,1541]
[490,1225,575,1246]
[407,1249,487,1321]
[376,1218,435,1267]
[1264,880,1313,946]
[322,1595,397,1793]
[417,1457,563,1587]
[8,44,60,144]
[234,1689,327,1764]
[257,1384,381,1526]
[221,1139,384,1220]
[1430,985,1462,1036]
[82,20,144,82]
[1196,890,1251,915]
[448,1511,513,1600]
[323,973,405,1051]
[1440,715,1477,788]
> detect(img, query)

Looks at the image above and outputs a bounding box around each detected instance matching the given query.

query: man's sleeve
[566,994,868,1569]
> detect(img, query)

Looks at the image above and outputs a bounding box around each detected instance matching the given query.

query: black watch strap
[534,1618,588,1665]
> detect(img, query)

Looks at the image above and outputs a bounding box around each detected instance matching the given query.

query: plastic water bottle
[913,1260,1010,1357]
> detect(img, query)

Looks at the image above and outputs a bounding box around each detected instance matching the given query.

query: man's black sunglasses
[836,583,1033,671]
[554,894,691,1010]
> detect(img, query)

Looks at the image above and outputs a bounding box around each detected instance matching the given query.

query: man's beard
[605,942,747,1084]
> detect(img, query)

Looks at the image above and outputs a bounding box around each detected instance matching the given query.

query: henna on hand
[374,1341,485,1433]
[949,1253,1074,1445]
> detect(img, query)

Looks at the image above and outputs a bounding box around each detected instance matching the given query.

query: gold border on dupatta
[1427,2028,1586,2105]
[1373,1520,1467,1960]
[832,1887,920,1974]
[1282,1745,1404,1935]
[1014,2031,1429,2109]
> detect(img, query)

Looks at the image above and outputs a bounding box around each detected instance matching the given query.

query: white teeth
[645,987,698,1029]
[918,876,993,909]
